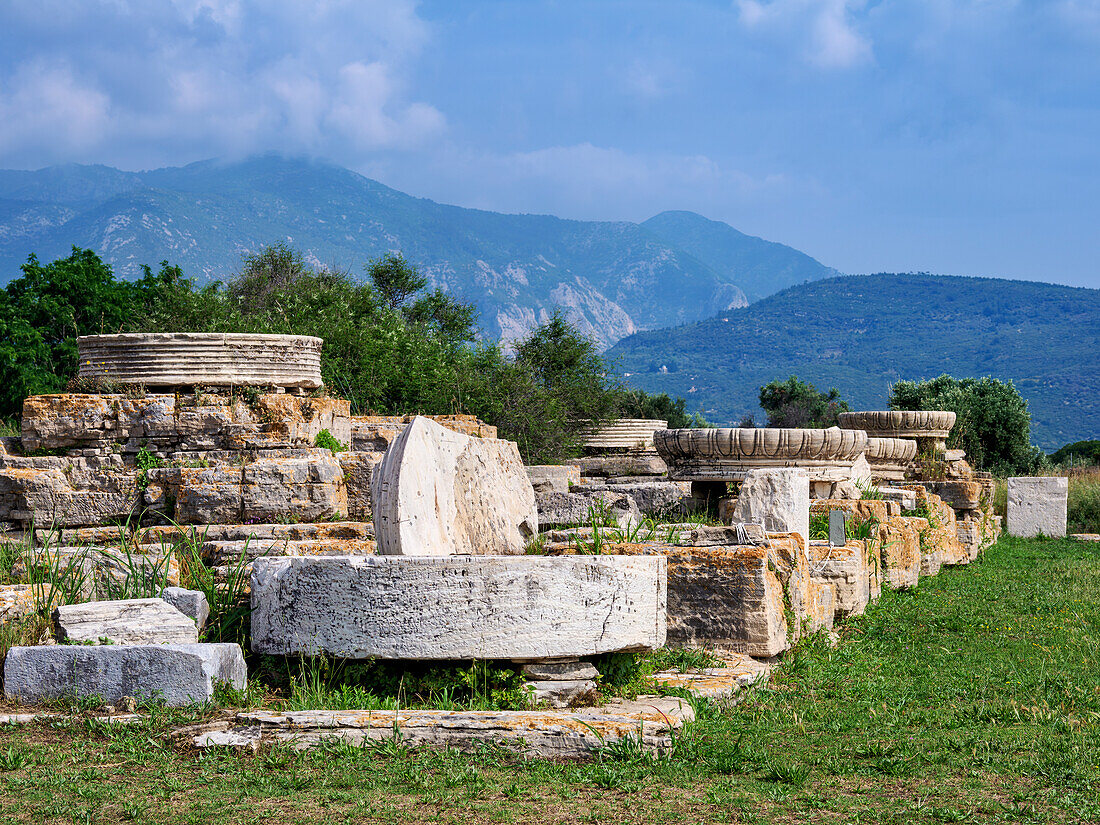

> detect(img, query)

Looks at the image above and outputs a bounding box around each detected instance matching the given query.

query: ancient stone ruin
[0,334,1012,755]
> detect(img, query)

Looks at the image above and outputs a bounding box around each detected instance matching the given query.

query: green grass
[0,536,1098,823]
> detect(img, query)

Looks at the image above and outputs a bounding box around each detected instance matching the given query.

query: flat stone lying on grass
[160,588,210,632]
[200,697,692,759]
[1007,476,1068,538]
[250,555,667,660]
[4,643,246,706]
[372,416,538,556]
[53,598,199,645]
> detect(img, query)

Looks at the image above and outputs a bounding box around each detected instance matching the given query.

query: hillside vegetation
[608,273,1100,449]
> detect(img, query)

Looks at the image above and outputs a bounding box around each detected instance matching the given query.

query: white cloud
[737,0,873,69]
[0,0,444,168]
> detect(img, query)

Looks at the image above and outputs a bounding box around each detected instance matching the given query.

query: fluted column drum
[582,419,667,453]
[77,333,324,390]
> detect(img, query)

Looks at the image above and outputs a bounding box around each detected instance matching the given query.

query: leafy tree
[617,389,708,429]
[0,248,140,416]
[366,253,427,310]
[888,374,1046,474]
[759,375,850,428]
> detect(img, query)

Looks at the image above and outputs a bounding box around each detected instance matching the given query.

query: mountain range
[607,273,1100,450]
[0,155,836,348]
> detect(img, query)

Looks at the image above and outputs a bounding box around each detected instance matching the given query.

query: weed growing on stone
[313,428,347,453]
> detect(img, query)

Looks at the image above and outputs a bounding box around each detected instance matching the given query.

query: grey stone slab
[250,555,666,660]
[4,643,246,706]
[521,661,599,681]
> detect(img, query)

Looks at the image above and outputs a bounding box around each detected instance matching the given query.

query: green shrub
[313,429,347,452]
[1068,472,1100,533]
[890,374,1047,475]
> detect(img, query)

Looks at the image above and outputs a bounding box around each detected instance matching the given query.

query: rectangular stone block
[731,469,810,551]
[880,516,922,589]
[581,536,806,657]
[250,555,666,660]
[337,451,384,520]
[526,465,581,494]
[1007,477,1068,538]
[3,643,246,706]
[809,540,871,620]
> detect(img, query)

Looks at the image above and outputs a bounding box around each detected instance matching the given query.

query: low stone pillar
[731,469,810,551]
[1007,477,1068,538]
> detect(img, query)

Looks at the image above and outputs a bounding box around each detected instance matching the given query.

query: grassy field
[0,535,1097,824]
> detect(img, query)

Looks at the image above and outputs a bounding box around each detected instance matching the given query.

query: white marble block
[1007,476,1068,538]
[250,555,667,659]
[371,416,538,555]
[731,468,810,549]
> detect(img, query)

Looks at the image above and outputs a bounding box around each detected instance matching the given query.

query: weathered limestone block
[876,486,917,511]
[241,454,347,523]
[0,463,139,527]
[956,513,998,560]
[526,465,581,494]
[53,598,198,645]
[250,555,666,659]
[203,537,376,570]
[918,516,943,577]
[921,480,983,512]
[807,579,835,634]
[372,417,537,556]
[731,469,810,550]
[527,679,598,709]
[1007,477,1068,538]
[536,491,641,529]
[20,393,349,454]
[160,588,210,632]
[351,414,497,452]
[520,662,599,681]
[880,516,922,588]
[565,454,668,477]
[154,452,347,525]
[542,523,767,550]
[575,539,802,657]
[139,521,374,546]
[338,451,384,520]
[809,540,871,620]
[573,481,689,517]
[4,643,246,706]
[903,486,968,565]
[0,585,35,625]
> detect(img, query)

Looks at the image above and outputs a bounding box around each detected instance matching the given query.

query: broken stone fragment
[53,598,199,646]
[372,416,538,556]
[160,587,210,633]
[526,679,598,709]
[520,661,599,681]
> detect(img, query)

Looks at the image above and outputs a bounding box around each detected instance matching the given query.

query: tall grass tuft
[173,523,252,646]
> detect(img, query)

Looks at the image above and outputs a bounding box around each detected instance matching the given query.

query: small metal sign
[828,509,847,546]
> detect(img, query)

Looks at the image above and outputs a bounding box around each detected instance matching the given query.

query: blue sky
[1,1,1098,288]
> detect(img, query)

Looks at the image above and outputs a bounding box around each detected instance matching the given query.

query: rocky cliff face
[0,157,760,348]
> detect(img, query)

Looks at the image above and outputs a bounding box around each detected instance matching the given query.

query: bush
[1068,471,1100,534]
[1051,440,1100,467]
[889,374,1047,475]
[759,375,850,428]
